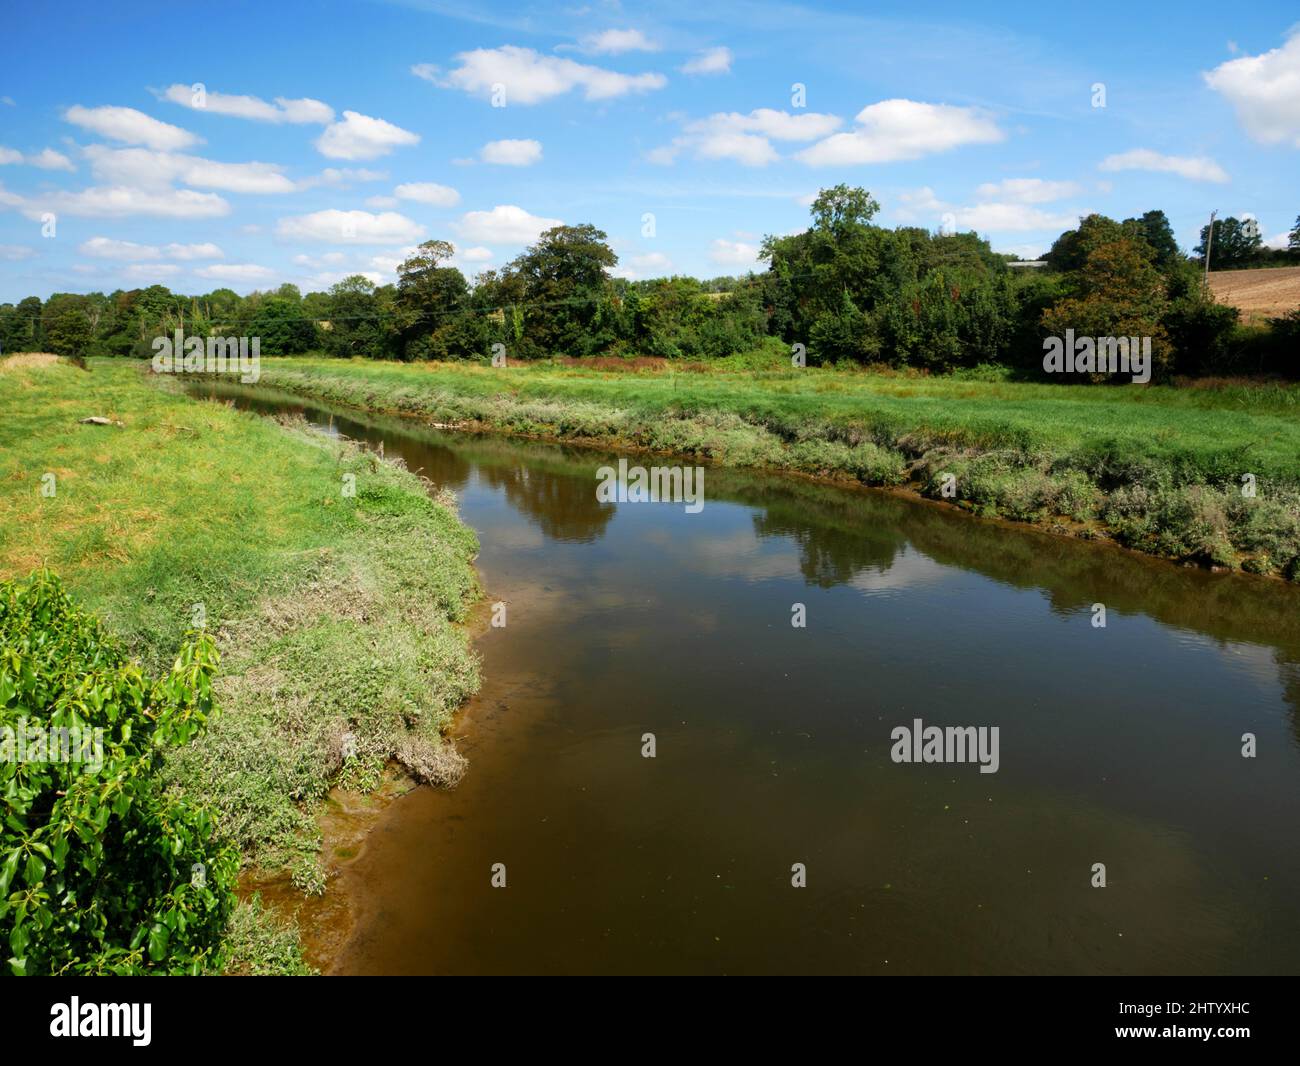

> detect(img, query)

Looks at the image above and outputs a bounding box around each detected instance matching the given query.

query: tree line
[3,187,1297,380]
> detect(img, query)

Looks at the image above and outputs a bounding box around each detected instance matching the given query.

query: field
[1208,265,1300,323]
[249,355,1300,579]
[0,356,482,971]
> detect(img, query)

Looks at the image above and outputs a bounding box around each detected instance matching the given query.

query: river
[199,382,1300,975]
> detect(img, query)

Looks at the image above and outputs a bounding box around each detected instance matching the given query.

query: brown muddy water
[199,383,1300,975]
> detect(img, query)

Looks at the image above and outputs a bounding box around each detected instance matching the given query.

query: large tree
[501,224,617,357]
[1194,216,1262,270]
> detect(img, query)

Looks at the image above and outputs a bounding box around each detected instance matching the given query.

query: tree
[500,224,617,357]
[395,240,472,359]
[1124,210,1181,271]
[41,294,94,357]
[248,296,318,354]
[1289,215,1300,252]
[324,275,393,358]
[1041,234,1171,379]
[1194,216,1261,270]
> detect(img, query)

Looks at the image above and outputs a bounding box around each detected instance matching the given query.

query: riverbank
[250,356,1300,582]
[0,356,482,973]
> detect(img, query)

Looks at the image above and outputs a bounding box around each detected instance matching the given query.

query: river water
[200,383,1300,975]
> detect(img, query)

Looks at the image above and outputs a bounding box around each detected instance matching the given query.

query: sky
[0,0,1298,302]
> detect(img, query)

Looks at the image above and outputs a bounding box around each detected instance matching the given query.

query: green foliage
[5,188,1294,376]
[1194,216,1263,269]
[0,571,238,975]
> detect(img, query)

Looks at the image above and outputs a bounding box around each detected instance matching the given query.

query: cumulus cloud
[481,138,543,166]
[297,167,387,190]
[0,182,228,219]
[393,181,461,206]
[709,238,760,266]
[64,105,199,150]
[1203,32,1300,146]
[973,178,1082,203]
[158,84,334,124]
[651,109,842,167]
[0,146,74,171]
[415,46,666,105]
[0,244,36,260]
[79,236,224,261]
[682,47,732,75]
[315,111,419,160]
[1099,148,1229,183]
[83,145,296,194]
[194,263,275,282]
[951,203,1081,232]
[455,204,562,244]
[797,99,1003,166]
[276,208,425,245]
[576,29,659,54]
[893,185,1082,234]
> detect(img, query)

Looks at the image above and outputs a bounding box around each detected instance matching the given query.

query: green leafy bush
[0,571,237,975]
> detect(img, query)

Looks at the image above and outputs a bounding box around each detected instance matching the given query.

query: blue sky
[1,0,1298,302]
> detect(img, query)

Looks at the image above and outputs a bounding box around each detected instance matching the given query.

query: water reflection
[193,381,1300,975]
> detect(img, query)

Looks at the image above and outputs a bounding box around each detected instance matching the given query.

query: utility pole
[1203,209,1217,296]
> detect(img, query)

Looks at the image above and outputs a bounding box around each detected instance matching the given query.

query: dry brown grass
[1208,266,1300,322]
[0,353,62,370]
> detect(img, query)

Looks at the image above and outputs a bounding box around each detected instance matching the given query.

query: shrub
[0,571,237,975]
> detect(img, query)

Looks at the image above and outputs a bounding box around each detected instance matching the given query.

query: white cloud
[458,245,493,262]
[481,138,543,166]
[892,186,1081,234]
[455,204,562,244]
[158,84,334,124]
[315,111,419,160]
[1203,32,1300,146]
[577,29,659,55]
[418,46,667,105]
[973,178,1081,203]
[123,263,182,281]
[797,99,1003,166]
[64,104,199,150]
[682,47,732,75]
[298,167,388,189]
[365,195,399,208]
[615,250,674,279]
[0,182,229,219]
[1099,148,1229,183]
[293,251,347,267]
[165,242,224,260]
[709,238,759,266]
[79,236,161,260]
[393,182,461,206]
[79,236,224,261]
[0,146,74,171]
[276,208,425,245]
[83,145,296,194]
[195,263,275,282]
[951,203,1081,232]
[652,109,842,167]
[0,244,35,260]
[28,148,75,171]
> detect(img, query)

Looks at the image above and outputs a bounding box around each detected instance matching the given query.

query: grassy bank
[249,355,1300,581]
[0,355,481,971]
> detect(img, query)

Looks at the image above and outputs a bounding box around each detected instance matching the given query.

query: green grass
[249,354,1300,579]
[0,356,482,968]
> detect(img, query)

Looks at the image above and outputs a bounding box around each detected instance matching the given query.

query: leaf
[147,923,169,963]
[0,850,19,896]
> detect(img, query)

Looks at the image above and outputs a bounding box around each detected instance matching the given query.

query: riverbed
[201,382,1300,975]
